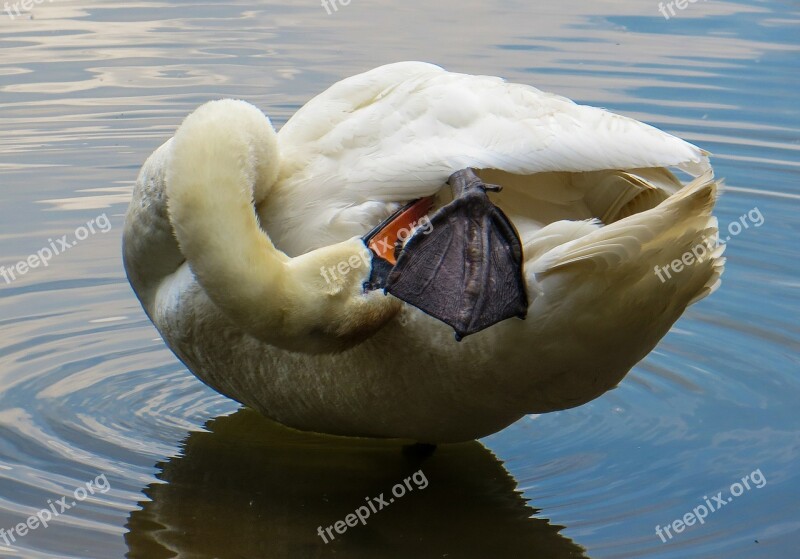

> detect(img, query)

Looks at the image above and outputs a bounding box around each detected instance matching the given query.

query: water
[0,1,798,557]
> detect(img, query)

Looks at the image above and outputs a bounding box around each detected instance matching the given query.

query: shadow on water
[124,408,587,559]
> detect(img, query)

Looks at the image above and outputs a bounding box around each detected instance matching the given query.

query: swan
[123,61,724,443]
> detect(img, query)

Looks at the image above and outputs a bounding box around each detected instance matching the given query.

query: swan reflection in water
[125,409,587,558]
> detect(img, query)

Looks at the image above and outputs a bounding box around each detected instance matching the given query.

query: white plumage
[124,62,723,443]
[266,62,709,255]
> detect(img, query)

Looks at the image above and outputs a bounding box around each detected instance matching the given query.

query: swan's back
[263,62,709,256]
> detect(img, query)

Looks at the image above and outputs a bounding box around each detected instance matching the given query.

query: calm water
[0,1,798,557]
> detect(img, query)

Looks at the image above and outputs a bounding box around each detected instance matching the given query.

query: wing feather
[279,62,710,200]
[269,62,711,254]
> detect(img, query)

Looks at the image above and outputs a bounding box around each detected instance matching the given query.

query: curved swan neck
[165,100,398,352]
[167,99,286,329]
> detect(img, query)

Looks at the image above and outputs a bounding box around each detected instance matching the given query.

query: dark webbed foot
[384,168,528,340]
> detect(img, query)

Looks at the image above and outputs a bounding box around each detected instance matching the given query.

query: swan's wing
[270,62,711,254]
[531,171,725,306]
[278,61,710,203]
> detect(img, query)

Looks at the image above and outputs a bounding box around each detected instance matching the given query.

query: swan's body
[124,62,723,443]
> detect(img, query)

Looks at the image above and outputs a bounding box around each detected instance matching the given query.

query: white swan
[124,62,724,443]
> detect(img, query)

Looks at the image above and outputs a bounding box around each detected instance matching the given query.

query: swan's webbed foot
[366,168,528,341]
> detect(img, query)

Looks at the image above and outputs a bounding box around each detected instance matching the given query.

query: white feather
[123,63,724,442]
[265,62,709,255]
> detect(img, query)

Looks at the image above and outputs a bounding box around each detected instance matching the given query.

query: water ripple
[0,1,798,557]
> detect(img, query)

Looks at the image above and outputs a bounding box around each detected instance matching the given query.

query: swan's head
[166,100,400,354]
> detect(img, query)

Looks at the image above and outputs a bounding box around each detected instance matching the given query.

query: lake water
[0,1,798,557]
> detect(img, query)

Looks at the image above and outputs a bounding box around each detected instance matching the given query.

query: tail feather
[531,170,724,307]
